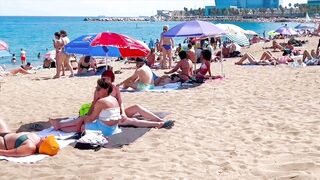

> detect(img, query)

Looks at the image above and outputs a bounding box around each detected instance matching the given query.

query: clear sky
[0,0,308,17]
[0,0,212,17]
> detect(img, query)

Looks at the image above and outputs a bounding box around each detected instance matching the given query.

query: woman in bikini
[77,56,96,75]
[96,67,174,129]
[194,50,212,80]
[0,119,59,157]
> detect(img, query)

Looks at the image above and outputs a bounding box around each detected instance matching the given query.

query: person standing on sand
[160,25,174,69]
[53,30,74,78]
[20,49,26,65]
[53,32,64,78]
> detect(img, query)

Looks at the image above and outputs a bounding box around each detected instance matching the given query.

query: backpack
[74,130,108,151]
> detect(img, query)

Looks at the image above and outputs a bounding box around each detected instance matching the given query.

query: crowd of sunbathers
[234,38,320,66]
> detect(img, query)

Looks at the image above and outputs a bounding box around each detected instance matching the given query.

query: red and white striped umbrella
[0,40,9,51]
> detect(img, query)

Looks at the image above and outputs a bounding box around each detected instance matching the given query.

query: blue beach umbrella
[163,20,225,37]
[65,34,121,57]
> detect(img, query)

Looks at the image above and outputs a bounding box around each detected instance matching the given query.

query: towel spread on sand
[121,82,181,93]
[0,112,171,162]
[104,112,170,148]
[0,128,76,163]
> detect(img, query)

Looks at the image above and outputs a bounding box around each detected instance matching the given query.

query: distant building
[215,0,237,9]
[205,6,215,16]
[215,0,283,9]
[308,0,320,6]
[157,10,172,18]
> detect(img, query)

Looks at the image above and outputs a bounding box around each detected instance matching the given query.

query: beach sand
[0,37,319,179]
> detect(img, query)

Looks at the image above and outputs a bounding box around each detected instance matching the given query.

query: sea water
[0,16,300,69]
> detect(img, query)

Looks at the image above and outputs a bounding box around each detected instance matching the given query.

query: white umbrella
[244,30,257,35]
[216,24,246,34]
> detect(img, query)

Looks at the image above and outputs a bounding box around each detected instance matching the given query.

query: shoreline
[83,16,320,23]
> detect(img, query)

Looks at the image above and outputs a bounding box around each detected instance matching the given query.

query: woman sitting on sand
[235,51,292,65]
[77,56,97,75]
[0,118,59,157]
[97,67,174,129]
[302,50,320,66]
[49,80,122,136]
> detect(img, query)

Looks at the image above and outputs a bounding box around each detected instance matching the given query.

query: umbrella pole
[219,45,224,77]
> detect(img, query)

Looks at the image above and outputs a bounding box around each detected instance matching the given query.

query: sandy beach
[0,37,319,179]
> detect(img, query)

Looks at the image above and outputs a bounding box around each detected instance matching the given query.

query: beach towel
[121,82,181,93]
[103,127,150,148]
[105,111,170,148]
[0,128,76,163]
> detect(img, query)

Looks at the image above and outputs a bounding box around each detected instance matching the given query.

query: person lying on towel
[0,119,59,157]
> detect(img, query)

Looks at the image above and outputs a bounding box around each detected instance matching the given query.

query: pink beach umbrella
[44,50,56,60]
[0,40,9,51]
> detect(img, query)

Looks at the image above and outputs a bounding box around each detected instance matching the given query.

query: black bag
[74,142,102,151]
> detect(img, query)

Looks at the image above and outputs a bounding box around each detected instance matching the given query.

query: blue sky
[0,0,308,17]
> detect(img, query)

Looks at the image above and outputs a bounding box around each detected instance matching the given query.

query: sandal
[161,120,175,129]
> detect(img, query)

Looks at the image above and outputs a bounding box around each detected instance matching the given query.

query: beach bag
[79,103,92,117]
[74,130,108,151]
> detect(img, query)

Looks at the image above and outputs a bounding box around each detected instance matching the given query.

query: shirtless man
[118,58,154,91]
[164,50,193,82]
[160,25,174,69]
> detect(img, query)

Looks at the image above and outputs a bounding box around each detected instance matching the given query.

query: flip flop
[161,120,175,129]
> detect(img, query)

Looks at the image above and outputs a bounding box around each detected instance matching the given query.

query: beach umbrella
[216,24,246,34]
[44,50,56,59]
[65,33,150,57]
[0,40,9,51]
[267,30,280,37]
[294,23,316,30]
[225,33,250,46]
[275,26,298,36]
[162,20,225,37]
[244,30,257,35]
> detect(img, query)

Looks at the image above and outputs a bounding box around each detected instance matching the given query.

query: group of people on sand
[118,49,213,91]
[52,30,74,78]
[235,38,320,66]
[0,64,177,157]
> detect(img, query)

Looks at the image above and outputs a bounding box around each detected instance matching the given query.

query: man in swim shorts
[118,58,154,91]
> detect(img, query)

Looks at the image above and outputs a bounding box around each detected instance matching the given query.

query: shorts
[21,56,26,61]
[137,82,154,91]
[85,120,121,136]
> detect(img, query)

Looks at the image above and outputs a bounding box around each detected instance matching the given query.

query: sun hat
[39,135,60,156]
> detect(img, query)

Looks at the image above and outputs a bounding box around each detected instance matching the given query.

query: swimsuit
[137,82,154,91]
[80,63,90,70]
[162,44,172,50]
[85,107,122,136]
[152,72,159,81]
[0,133,29,150]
